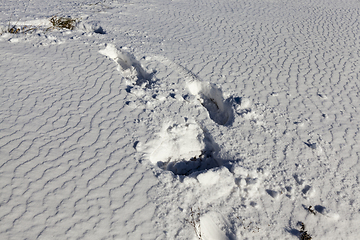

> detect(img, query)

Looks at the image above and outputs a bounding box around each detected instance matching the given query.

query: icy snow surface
[1,0,360,239]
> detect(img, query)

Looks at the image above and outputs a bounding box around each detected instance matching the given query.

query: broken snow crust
[1,0,360,239]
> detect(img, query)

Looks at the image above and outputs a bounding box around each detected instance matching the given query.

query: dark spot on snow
[266,189,278,198]
[199,93,234,126]
[250,201,257,207]
[165,152,221,176]
[233,96,242,104]
[285,227,300,237]
[183,94,195,101]
[133,141,139,149]
[125,86,132,93]
[293,174,304,185]
[314,205,326,214]
[237,108,251,116]
[304,140,316,149]
[302,185,311,194]
[94,26,105,34]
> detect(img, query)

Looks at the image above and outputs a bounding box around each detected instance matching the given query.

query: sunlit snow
[1,0,360,239]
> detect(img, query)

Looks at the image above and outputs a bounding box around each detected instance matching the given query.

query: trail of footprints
[100,44,321,208]
[2,1,359,238]
[100,44,235,176]
[99,44,341,238]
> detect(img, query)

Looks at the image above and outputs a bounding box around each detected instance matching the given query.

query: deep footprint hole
[200,94,233,126]
[143,122,222,176]
[188,81,234,126]
[157,151,221,176]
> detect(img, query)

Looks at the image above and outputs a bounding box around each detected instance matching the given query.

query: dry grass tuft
[49,16,79,30]
[186,208,202,239]
[299,222,312,240]
[3,24,37,35]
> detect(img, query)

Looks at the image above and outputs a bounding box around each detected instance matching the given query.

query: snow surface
[1,0,360,239]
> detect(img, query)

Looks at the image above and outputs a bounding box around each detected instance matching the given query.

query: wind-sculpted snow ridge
[0,42,158,240]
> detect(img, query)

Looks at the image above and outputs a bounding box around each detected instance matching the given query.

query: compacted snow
[1,0,360,239]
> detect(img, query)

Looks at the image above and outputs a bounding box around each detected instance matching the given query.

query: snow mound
[76,21,104,34]
[196,167,237,201]
[2,18,104,34]
[142,121,221,175]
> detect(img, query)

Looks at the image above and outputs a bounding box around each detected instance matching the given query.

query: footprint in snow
[99,44,152,87]
[139,121,221,176]
[187,80,233,126]
[149,55,234,126]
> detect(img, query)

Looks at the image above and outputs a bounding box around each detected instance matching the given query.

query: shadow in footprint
[143,122,222,176]
[285,227,300,238]
[159,150,221,176]
[266,189,279,198]
[302,185,311,194]
[99,44,154,87]
[164,126,221,176]
[304,140,317,149]
[314,205,326,214]
[188,81,233,126]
